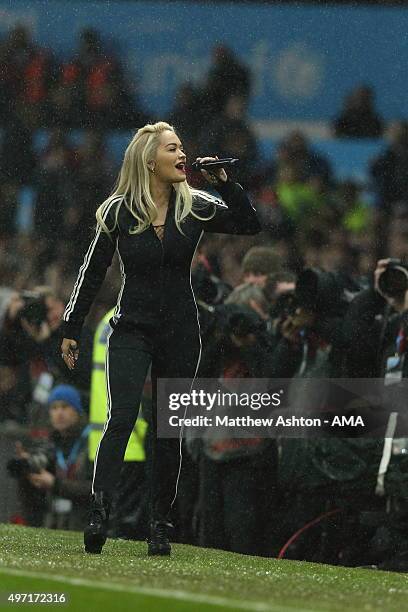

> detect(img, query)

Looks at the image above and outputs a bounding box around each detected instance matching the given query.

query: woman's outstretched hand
[61,338,79,370]
[197,156,228,185]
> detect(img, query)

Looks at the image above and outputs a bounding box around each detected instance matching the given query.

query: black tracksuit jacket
[61,180,260,341]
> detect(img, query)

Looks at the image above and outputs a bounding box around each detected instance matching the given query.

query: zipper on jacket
[153,196,171,318]
[158,239,165,316]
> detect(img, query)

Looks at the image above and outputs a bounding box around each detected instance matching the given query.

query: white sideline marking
[0,566,314,612]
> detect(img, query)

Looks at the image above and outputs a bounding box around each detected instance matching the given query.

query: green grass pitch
[1,524,408,611]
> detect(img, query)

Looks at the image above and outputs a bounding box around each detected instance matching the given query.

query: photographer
[263,271,296,350]
[342,258,408,569]
[7,384,92,530]
[342,258,408,379]
[269,268,350,380]
[199,300,275,380]
[271,268,384,564]
[197,290,278,557]
[0,291,31,423]
[0,287,92,424]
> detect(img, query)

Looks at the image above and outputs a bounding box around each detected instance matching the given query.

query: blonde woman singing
[60,121,260,556]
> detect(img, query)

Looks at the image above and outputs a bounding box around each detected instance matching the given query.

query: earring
[149,165,155,174]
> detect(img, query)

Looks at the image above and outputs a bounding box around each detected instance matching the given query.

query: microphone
[191,158,239,171]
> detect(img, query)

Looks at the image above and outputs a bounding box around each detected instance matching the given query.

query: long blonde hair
[96,121,215,237]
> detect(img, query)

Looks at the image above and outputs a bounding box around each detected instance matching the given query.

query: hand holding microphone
[191,157,239,171]
[193,156,238,185]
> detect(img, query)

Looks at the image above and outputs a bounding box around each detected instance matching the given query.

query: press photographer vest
[88,308,147,461]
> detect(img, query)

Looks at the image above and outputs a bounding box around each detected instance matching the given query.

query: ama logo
[331,416,365,427]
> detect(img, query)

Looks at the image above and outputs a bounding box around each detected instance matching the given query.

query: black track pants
[92,321,201,523]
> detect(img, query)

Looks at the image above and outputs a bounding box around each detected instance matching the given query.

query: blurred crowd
[2,24,408,570]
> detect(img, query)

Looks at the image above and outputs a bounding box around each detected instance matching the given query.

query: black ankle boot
[147,520,173,556]
[84,491,111,554]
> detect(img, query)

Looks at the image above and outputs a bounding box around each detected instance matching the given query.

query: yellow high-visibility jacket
[88,308,147,462]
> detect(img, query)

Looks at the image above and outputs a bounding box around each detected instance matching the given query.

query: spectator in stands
[371,121,408,212]
[57,28,145,129]
[274,163,318,227]
[33,129,76,272]
[254,135,332,250]
[7,384,92,530]
[68,131,115,255]
[333,85,383,139]
[167,85,203,188]
[256,134,331,247]
[336,181,374,245]
[0,24,56,128]
[201,45,251,120]
[168,83,201,143]
[276,131,332,186]
[202,94,259,188]
[49,63,83,128]
[0,112,36,185]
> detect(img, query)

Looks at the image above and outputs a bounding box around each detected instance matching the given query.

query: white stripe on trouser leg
[91,325,114,494]
[169,334,202,511]
[170,230,204,511]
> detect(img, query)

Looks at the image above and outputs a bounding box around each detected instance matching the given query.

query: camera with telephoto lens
[295,268,353,316]
[7,451,49,478]
[224,305,266,337]
[15,291,48,327]
[378,259,408,299]
[269,291,297,320]
[192,265,231,306]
